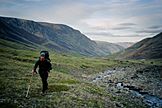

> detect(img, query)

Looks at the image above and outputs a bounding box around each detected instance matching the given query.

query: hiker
[32,51,52,94]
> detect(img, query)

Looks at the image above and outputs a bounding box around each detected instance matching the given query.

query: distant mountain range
[114,32,162,59]
[115,42,134,48]
[95,41,124,54]
[0,16,124,56]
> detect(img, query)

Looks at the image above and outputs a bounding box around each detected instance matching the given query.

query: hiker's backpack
[40,51,50,61]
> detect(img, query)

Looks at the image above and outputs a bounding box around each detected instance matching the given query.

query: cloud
[24,0,43,1]
[85,31,143,37]
[89,35,146,42]
[119,23,136,26]
[136,25,162,34]
[0,0,162,42]
[111,26,133,30]
[86,31,112,36]
[85,31,151,43]
[50,3,91,23]
[136,29,162,34]
[110,22,137,30]
[148,25,162,29]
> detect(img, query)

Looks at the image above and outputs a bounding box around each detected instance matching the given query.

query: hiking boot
[41,90,48,96]
[40,92,44,96]
[40,91,46,96]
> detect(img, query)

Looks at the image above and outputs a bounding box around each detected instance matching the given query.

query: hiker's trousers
[39,70,48,93]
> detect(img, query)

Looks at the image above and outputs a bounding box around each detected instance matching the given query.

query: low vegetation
[0,39,161,107]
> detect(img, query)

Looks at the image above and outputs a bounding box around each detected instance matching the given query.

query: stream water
[92,69,162,108]
[126,85,162,108]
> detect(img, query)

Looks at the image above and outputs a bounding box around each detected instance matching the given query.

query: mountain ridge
[0,16,124,56]
[114,32,162,59]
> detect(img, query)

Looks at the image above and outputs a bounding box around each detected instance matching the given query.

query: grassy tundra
[0,39,161,108]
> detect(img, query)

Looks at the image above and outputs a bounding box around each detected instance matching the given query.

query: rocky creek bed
[92,65,162,108]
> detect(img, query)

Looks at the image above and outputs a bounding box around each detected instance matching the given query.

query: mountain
[0,16,124,56]
[116,42,134,48]
[95,41,124,55]
[115,32,162,59]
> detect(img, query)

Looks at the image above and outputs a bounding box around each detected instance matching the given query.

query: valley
[0,39,162,108]
[0,16,162,108]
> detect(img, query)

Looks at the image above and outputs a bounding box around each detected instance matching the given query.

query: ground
[0,39,162,108]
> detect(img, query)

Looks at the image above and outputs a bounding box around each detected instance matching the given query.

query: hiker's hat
[40,52,45,57]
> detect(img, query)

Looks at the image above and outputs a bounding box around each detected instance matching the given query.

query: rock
[150,62,154,64]
[115,102,124,107]
[108,80,113,83]
[116,82,124,89]
[136,70,143,74]
[124,85,142,92]
[116,90,121,93]
[131,90,143,98]
[139,91,148,95]
[131,74,138,79]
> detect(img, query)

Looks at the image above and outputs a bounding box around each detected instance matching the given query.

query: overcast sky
[0,0,162,42]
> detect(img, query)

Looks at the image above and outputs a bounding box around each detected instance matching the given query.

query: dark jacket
[34,59,52,72]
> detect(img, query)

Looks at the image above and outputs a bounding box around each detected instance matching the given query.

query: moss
[0,102,17,108]
[48,84,70,92]
[80,64,91,69]
[0,39,156,107]
[84,85,108,96]
[59,79,80,84]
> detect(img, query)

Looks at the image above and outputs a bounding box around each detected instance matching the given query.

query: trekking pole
[26,73,34,98]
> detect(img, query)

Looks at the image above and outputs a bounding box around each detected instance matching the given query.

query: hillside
[116,42,134,48]
[115,32,162,59]
[1,38,162,108]
[95,41,124,54]
[0,16,124,56]
[0,17,162,107]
